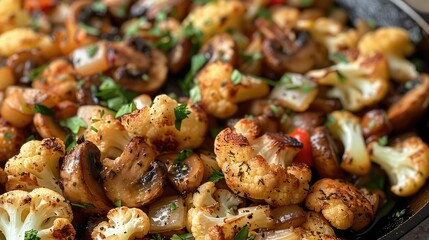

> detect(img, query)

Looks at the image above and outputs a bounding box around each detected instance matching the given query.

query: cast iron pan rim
[391,0,429,34]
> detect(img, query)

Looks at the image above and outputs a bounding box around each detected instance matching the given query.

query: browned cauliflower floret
[121,94,208,152]
[308,51,389,111]
[358,27,417,82]
[0,118,25,163]
[0,0,31,34]
[305,178,377,231]
[215,119,312,206]
[195,62,270,118]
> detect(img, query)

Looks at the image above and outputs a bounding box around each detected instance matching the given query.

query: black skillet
[333,0,429,239]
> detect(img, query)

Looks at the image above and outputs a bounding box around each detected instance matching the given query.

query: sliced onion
[148,195,187,233]
[72,42,109,76]
[272,204,306,230]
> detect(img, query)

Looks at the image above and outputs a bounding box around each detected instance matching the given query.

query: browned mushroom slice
[199,34,239,66]
[310,126,344,179]
[388,74,429,132]
[130,0,191,20]
[110,39,168,94]
[258,19,327,75]
[33,113,68,141]
[361,109,392,143]
[60,139,112,214]
[6,49,45,84]
[169,38,192,73]
[290,112,325,132]
[158,152,204,194]
[101,137,166,207]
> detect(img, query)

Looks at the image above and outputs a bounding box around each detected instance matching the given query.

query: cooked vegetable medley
[0,0,427,239]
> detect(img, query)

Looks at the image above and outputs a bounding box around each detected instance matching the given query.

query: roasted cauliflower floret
[196,62,270,118]
[91,207,150,240]
[305,178,377,231]
[358,27,417,82]
[326,111,371,175]
[0,0,31,34]
[181,0,245,43]
[0,188,75,240]
[0,118,25,163]
[121,94,208,152]
[84,110,132,160]
[0,28,60,59]
[308,51,389,111]
[301,18,359,54]
[368,136,429,197]
[188,183,274,240]
[5,137,65,193]
[215,119,312,206]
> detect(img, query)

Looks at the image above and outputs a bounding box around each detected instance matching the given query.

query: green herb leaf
[24,229,41,240]
[78,22,100,35]
[249,235,256,240]
[377,200,396,219]
[25,134,36,143]
[124,17,148,36]
[244,114,254,120]
[280,74,292,83]
[64,134,77,152]
[368,119,376,129]
[329,52,349,63]
[366,18,378,28]
[256,7,271,20]
[234,225,249,240]
[29,64,47,82]
[60,116,88,134]
[241,52,263,63]
[300,83,316,93]
[231,70,243,85]
[209,168,225,183]
[4,132,13,139]
[190,85,202,104]
[269,103,280,117]
[170,202,177,211]
[33,104,54,116]
[180,53,208,93]
[71,202,95,209]
[91,126,98,133]
[174,149,193,165]
[325,115,336,127]
[192,0,215,4]
[115,101,137,118]
[114,4,127,17]
[171,233,193,240]
[210,127,223,139]
[378,136,388,146]
[91,2,107,14]
[335,70,346,83]
[96,75,138,111]
[86,45,99,58]
[299,0,313,7]
[174,104,191,131]
[113,200,122,207]
[366,168,386,190]
[151,234,164,240]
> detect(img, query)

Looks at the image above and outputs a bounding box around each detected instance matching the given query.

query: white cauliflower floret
[358,27,417,82]
[308,51,389,111]
[0,188,75,240]
[5,137,64,193]
[84,110,132,160]
[326,111,371,175]
[196,62,270,118]
[300,18,359,54]
[121,94,208,152]
[91,207,150,240]
[215,119,312,206]
[368,136,429,197]
[305,179,377,231]
[188,183,273,240]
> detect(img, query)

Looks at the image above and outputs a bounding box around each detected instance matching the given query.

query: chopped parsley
[192,0,215,4]
[78,22,99,36]
[114,4,127,17]
[60,116,88,134]
[151,234,164,240]
[366,18,378,28]
[209,168,225,183]
[113,200,122,207]
[329,52,349,63]
[124,17,148,36]
[180,53,208,93]
[24,229,41,240]
[96,75,137,111]
[325,115,336,127]
[336,70,347,83]
[241,52,263,63]
[231,70,243,85]
[29,64,47,82]
[256,7,271,20]
[4,132,13,139]
[86,45,99,58]
[64,134,77,152]
[174,149,194,165]
[171,233,193,240]
[368,119,376,129]
[25,134,36,143]
[115,101,136,118]
[174,104,191,131]
[170,202,177,211]
[71,202,95,209]
[91,2,107,14]
[33,104,54,116]
[378,135,388,146]
[234,225,250,240]
[91,126,99,133]
[269,103,281,117]
[300,0,313,7]
[189,85,202,104]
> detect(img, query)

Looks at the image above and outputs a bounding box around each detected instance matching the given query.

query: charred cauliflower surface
[215,119,311,206]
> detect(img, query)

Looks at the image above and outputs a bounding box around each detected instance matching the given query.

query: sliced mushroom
[6,49,45,84]
[310,126,344,179]
[158,152,204,194]
[60,139,112,214]
[308,97,342,113]
[130,0,191,20]
[169,38,192,74]
[76,75,101,105]
[290,112,325,132]
[33,113,68,141]
[109,38,168,94]
[101,137,166,207]
[388,74,429,132]
[258,19,328,75]
[361,109,392,143]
